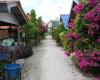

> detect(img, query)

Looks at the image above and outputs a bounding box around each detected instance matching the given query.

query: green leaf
[88,44,94,52]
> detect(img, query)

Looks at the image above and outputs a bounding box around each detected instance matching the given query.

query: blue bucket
[4,64,20,79]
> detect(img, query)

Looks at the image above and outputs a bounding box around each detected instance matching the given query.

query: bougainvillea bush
[60,31,68,50]
[51,22,64,46]
[65,0,100,74]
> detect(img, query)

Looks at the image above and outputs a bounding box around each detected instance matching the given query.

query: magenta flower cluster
[68,20,75,29]
[89,0,100,7]
[86,23,99,36]
[76,49,100,70]
[65,1,100,71]
[73,3,84,13]
[84,11,94,21]
[66,32,80,40]
[40,24,48,32]
[89,0,97,7]
[97,37,100,42]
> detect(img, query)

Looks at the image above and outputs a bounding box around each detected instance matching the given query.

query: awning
[0,26,17,29]
[0,13,19,26]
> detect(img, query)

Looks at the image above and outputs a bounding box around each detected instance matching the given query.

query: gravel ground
[22,36,95,80]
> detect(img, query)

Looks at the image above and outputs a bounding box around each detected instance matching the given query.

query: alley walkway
[22,36,94,80]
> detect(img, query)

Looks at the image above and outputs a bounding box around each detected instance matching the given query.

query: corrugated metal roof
[0,0,19,3]
[0,13,19,26]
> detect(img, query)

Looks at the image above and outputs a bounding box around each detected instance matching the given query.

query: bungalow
[0,0,28,45]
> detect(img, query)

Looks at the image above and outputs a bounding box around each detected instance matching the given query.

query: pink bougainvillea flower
[95,76,100,80]
[73,3,84,13]
[93,16,100,22]
[94,23,99,31]
[86,49,91,53]
[86,23,99,36]
[96,7,100,13]
[72,32,80,40]
[69,42,74,48]
[79,58,89,70]
[66,32,73,40]
[75,49,82,59]
[84,11,94,21]
[92,41,96,46]
[65,51,71,56]
[96,0,100,4]
[68,20,75,29]
[89,0,96,7]
[97,37,100,42]
[78,40,81,45]
[94,51,100,55]
[89,60,98,67]
[88,29,94,36]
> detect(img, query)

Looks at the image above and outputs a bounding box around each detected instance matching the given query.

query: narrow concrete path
[22,36,94,80]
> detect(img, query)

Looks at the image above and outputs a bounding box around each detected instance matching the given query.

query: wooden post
[17,26,21,46]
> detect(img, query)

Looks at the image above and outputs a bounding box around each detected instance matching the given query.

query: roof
[68,0,79,21]
[0,0,19,3]
[0,13,19,26]
[60,14,69,29]
[0,0,28,26]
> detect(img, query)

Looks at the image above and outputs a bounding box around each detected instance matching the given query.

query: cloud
[20,0,73,22]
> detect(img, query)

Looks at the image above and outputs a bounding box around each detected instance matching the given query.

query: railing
[0,45,11,62]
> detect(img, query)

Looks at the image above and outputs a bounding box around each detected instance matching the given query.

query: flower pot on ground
[15,45,33,59]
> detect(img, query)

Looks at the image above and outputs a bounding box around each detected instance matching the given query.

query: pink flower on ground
[73,3,84,13]
[65,51,71,56]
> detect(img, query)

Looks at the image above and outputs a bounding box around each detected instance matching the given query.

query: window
[0,3,8,12]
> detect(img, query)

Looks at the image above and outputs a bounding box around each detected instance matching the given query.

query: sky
[20,0,73,22]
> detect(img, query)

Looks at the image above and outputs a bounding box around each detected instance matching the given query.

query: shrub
[65,0,100,73]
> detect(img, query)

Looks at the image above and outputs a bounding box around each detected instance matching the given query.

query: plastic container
[4,64,20,79]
